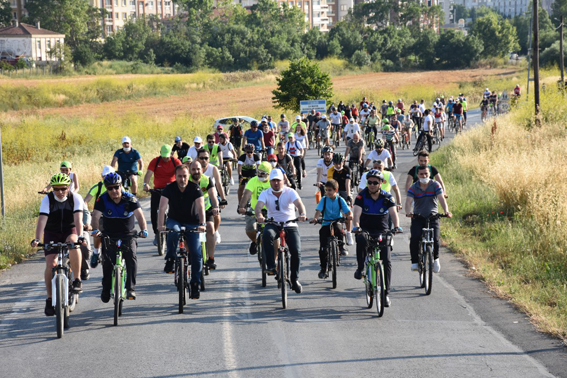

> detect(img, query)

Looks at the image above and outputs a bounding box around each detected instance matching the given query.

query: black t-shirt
[407,165,439,183]
[161,181,203,224]
[329,166,352,192]
[277,154,294,175]
[172,142,190,159]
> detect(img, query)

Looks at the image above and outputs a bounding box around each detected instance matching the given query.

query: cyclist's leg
[65,230,81,286]
[101,241,116,297]
[150,190,161,238]
[318,226,331,270]
[42,231,61,299]
[124,238,138,291]
[262,224,279,270]
[426,133,432,152]
[354,232,368,272]
[409,218,422,264]
[165,218,181,261]
[293,156,302,187]
[129,174,139,195]
[285,227,301,282]
[245,215,256,243]
[184,225,202,285]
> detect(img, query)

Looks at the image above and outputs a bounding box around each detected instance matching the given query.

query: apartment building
[8,0,27,21]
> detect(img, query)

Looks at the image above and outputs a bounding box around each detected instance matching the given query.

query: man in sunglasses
[352,169,402,307]
[91,172,148,302]
[255,169,307,294]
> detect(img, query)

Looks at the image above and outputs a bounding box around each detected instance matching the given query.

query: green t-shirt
[189,175,213,210]
[291,121,305,133]
[87,181,106,201]
[245,176,271,209]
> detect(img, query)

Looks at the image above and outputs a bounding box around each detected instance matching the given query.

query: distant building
[0,22,65,63]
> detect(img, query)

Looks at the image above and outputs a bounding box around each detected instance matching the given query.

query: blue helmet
[104,172,122,187]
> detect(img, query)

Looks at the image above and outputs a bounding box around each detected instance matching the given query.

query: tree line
[2,0,565,71]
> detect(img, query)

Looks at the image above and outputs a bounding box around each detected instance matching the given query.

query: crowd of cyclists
[33,85,526,316]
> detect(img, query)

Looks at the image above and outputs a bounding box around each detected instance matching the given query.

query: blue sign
[300,100,327,114]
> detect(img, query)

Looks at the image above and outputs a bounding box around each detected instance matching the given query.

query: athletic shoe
[411,263,419,271]
[433,259,441,273]
[164,259,175,273]
[207,258,217,270]
[354,269,363,280]
[190,282,200,299]
[44,299,55,316]
[230,178,235,186]
[249,241,257,255]
[385,296,391,307]
[81,268,90,281]
[153,236,158,246]
[71,279,83,294]
[346,232,354,246]
[265,267,277,276]
[127,290,136,300]
[318,268,327,279]
[291,280,302,294]
[90,252,100,269]
[340,247,348,256]
[101,291,111,303]
[215,231,221,244]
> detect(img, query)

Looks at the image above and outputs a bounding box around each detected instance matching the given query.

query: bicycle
[246,208,268,287]
[263,218,298,309]
[366,128,376,150]
[432,124,442,150]
[149,189,167,256]
[313,218,345,289]
[38,241,82,338]
[116,170,141,193]
[164,227,204,313]
[100,232,139,325]
[349,160,362,188]
[332,124,341,147]
[219,163,231,196]
[410,214,448,295]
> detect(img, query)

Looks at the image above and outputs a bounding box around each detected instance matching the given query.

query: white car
[212,116,260,132]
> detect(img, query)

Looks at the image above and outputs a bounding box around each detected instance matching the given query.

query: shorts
[455,114,462,120]
[240,175,254,186]
[205,208,214,223]
[320,130,329,140]
[245,214,256,232]
[43,227,78,256]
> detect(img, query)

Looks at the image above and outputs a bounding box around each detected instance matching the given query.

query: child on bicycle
[310,179,353,279]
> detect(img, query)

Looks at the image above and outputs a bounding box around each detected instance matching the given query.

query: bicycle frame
[110,240,127,301]
[51,246,71,308]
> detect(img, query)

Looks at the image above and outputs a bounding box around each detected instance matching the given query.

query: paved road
[1,110,565,378]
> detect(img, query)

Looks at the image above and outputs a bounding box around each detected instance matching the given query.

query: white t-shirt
[278,120,290,134]
[285,140,303,157]
[366,149,391,165]
[423,115,433,132]
[359,171,397,192]
[359,109,370,123]
[329,112,342,125]
[40,191,84,214]
[316,158,333,183]
[343,123,361,139]
[258,186,300,227]
[419,103,426,114]
[203,164,217,186]
[188,146,199,161]
[295,133,307,148]
[219,142,235,159]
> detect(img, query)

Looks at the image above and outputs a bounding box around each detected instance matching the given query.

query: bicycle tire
[375,262,385,317]
[280,248,287,309]
[55,274,64,338]
[158,232,166,256]
[259,237,267,288]
[113,267,121,325]
[419,243,426,288]
[178,257,185,313]
[330,240,337,289]
[425,245,433,295]
[413,139,423,156]
[365,264,374,309]
[200,269,206,291]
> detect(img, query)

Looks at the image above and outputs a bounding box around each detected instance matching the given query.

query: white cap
[194,136,203,143]
[296,115,301,120]
[261,118,268,123]
[122,136,131,144]
[270,169,284,181]
[321,114,326,119]
[102,165,115,177]
[350,118,354,122]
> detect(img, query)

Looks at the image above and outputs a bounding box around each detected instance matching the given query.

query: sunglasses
[53,187,68,192]
[199,156,209,160]
[275,198,280,211]
[367,181,381,186]
[269,160,277,163]
[106,185,120,191]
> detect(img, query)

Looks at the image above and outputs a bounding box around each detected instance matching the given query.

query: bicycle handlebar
[162,227,204,234]
[37,241,82,250]
[310,217,346,225]
[263,217,300,226]
[407,213,449,220]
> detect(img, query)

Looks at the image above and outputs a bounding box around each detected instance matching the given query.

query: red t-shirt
[214,132,228,143]
[351,108,359,117]
[263,130,275,147]
[514,87,521,95]
[148,156,181,189]
[397,103,404,110]
[453,103,463,115]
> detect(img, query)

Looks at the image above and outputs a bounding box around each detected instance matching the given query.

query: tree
[272,57,333,112]
[453,4,469,23]
[551,0,567,25]
[412,29,439,69]
[0,0,11,28]
[471,12,519,57]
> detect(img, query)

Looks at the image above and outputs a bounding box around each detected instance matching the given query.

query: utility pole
[532,0,540,116]
[0,126,5,219]
[560,15,565,92]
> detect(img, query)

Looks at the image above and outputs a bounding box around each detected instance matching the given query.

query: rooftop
[0,23,65,37]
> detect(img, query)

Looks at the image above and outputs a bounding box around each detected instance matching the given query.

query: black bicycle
[312,218,345,289]
[149,189,167,256]
[38,241,82,338]
[349,160,363,188]
[245,208,268,287]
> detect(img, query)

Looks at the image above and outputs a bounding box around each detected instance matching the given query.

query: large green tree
[272,57,333,112]
[471,12,520,57]
[0,0,11,28]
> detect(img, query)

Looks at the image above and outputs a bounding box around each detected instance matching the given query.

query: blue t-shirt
[315,195,351,226]
[244,129,264,151]
[446,102,454,112]
[113,148,142,173]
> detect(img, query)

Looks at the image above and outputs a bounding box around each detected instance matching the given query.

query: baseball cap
[349,118,354,122]
[194,136,203,143]
[267,154,277,161]
[258,161,272,174]
[182,156,192,163]
[287,133,294,138]
[270,169,284,181]
[122,136,131,144]
[321,114,326,119]
[160,144,172,158]
[217,125,223,130]
[175,136,181,142]
[60,161,72,169]
[296,115,301,120]
[102,165,115,177]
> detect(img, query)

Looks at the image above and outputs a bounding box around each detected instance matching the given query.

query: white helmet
[102,165,115,177]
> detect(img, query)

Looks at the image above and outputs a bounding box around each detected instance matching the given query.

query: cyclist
[404,150,448,197]
[382,123,398,168]
[255,169,307,294]
[343,117,361,144]
[278,114,290,142]
[462,96,468,125]
[329,107,342,141]
[158,164,206,299]
[237,162,273,253]
[352,169,402,307]
[237,143,261,202]
[294,123,308,178]
[365,139,393,170]
[396,98,405,114]
[359,103,370,125]
[188,136,203,161]
[285,133,304,190]
[262,120,276,156]
[445,98,455,126]
[484,87,491,97]
[326,152,352,204]
[380,100,388,118]
[172,136,190,160]
[40,161,80,194]
[188,160,220,272]
[433,105,445,140]
[359,97,369,110]
[385,101,396,121]
[214,125,228,144]
[513,84,521,97]
[316,146,334,195]
[143,144,181,246]
[453,99,464,132]
[219,133,236,186]
[91,172,148,301]
[489,91,498,114]
[405,165,452,273]
[358,160,403,224]
[316,114,331,147]
[275,143,296,188]
[204,134,223,168]
[229,118,244,158]
[415,109,433,152]
[243,120,265,153]
[410,100,422,132]
[365,109,379,140]
[401,114,413,145]
[266,115,276,131]
[111,136,143,196]
[345,132,365,180]
[480,96,489,120]
[350,103,359,119]
[32,173,85,316]
[291,115,306,134]
[310,179,353,279]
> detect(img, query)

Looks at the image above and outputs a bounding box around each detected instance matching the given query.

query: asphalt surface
[1,109,566,378]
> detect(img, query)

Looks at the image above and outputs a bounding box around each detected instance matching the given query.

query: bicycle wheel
[200,265,206,292]
[375,262,385,317]
[365,264,374,309]
[55,274,64,338]
[425,245,433,295]
[178,258,185,314]
[279,248,287,309]
[113,267,121,326]
[413,138,423,156]
[330,240,337,289]
[158,232,166,256]
[259,239,267,288]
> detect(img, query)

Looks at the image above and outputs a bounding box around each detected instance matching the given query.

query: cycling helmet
[250,120,258,128]
[397,98,401,102]
[280,114,286,118]
[388,100,393,105]
[485,88,489,91]
[382,125,391,131]
[103,172,122,187]
[396,109,401,113]
[367,169,384,181]
[316,112,321,116]
[60,161,72,169]
[351,104,355,107]
[516,84,520,88]
[382,118,389,124]
[50,173,71,186]
[341,111,345,115]
[375,139,384,148]
[436,98,440,102]
[382,100,386,103]
[331,106,336,111]
[322,146,334,154]
[258,161,272,174]
[363,103,368,108]
[332,153,344,164]
[244,143,255,152]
